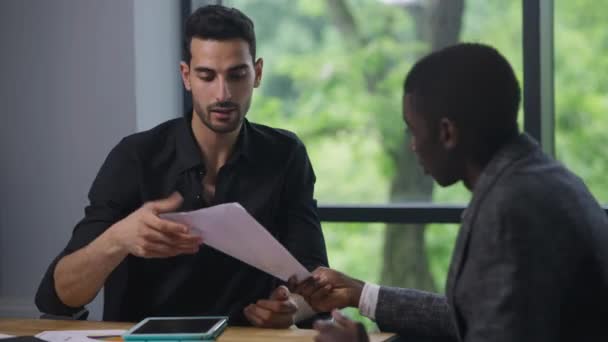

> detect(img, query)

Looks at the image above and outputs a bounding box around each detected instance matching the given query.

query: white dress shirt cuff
[358,282,380,320]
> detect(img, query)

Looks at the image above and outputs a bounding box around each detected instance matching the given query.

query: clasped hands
[289,267,370,342]
[244,266,370,338]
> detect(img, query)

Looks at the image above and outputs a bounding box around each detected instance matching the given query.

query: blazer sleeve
[376,286,457,339]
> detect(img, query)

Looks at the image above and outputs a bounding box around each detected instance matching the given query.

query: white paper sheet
[36,330,125,342]
[161,202,311,282]
[0,334,15,339]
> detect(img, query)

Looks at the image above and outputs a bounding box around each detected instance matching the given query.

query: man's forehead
[189,38,253,66]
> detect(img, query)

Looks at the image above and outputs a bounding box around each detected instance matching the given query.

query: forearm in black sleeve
[35,138,139,316]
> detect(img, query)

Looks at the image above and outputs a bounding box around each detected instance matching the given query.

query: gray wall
[0,0,182,319]
[134,0,182,131]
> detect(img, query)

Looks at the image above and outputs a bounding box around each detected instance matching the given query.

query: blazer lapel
[445,198,479,340]
[445,133,540,338]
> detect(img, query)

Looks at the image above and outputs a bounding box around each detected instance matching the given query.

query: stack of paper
[35,330,125,342]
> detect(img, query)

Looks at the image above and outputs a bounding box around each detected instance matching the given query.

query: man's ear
[254,58,264,88]
[179,61,191,91]
[439,117,458,150]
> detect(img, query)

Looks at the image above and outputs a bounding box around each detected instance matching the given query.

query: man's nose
[215,77,232,102]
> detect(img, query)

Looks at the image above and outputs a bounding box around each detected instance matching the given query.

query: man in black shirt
[35,5,328,328]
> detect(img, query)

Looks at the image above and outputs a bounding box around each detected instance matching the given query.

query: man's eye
[198,74,214,82]
[228,72,247,81]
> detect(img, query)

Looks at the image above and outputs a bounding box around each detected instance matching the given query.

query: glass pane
[224,0,522,204]
[322,222,458,330]
[555,0,608,204]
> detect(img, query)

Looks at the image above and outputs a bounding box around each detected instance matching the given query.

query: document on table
[35,330,125,342]
[161,202,311,282]
[0,334,15,339]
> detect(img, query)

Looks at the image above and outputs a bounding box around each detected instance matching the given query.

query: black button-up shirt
[35,115,328,324]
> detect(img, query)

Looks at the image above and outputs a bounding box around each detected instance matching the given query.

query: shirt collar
[471,132,539,199]
[175,112,255,173]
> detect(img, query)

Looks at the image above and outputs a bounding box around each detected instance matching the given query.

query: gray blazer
[374,134,608,341]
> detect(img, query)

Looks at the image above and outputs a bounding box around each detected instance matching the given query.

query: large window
[183,0,606,330]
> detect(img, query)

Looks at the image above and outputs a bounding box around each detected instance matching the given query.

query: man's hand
[291,267,364,312]
[53,192,202,308]
[314,310,370,342]
[107,192,202,258]
[243,285,298,329]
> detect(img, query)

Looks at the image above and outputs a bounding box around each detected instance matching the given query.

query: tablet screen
[130,318,223,334]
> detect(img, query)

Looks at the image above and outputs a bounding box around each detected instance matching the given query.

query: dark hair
[403,43,521,164]
[183,5,256,63]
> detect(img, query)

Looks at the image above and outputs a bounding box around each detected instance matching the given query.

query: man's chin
[205,119,243,134]
[435,177,459,188]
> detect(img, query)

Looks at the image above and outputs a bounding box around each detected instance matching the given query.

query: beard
[193,99,245,134]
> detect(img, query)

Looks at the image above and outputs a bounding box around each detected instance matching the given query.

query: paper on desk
[161,202,311,282]
[0,334,15,339]
[36,330,125,342]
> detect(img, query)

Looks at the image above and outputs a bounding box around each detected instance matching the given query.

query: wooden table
[0,319,394,342]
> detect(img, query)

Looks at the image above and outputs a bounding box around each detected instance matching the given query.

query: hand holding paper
[161,203,311,282]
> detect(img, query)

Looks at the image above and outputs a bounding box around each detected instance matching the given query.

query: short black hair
[404,43,521,164]
[183,5,256,63]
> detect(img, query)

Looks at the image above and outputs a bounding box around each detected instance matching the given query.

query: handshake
[288,266,365,313]
[289,267,370,342]
[243,267,370,342]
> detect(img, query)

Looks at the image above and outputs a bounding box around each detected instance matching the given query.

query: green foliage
[425,224,459,292]
[554,0,608,202]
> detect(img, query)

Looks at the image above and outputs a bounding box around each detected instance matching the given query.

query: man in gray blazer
[294,43,608,341]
